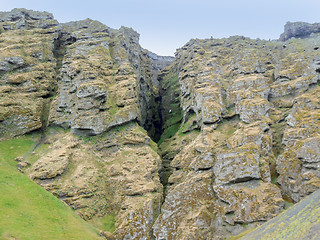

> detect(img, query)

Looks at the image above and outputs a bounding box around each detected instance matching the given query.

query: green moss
[101,214,116,232]
[106,94,118,119]
[158,122,181,146]
[178,113,197,135]
[271,121,286,158]
[0,24,4,34]
[25,143,50,165]
[88,213,116,234]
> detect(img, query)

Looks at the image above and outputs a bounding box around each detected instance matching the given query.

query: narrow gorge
[1,8,320,240]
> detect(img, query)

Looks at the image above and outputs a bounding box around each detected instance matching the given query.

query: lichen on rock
[1,8,320,240]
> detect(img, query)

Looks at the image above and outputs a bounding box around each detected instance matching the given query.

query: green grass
[157,122,181,146]
[89,214,116,233]
[0,136,101,240]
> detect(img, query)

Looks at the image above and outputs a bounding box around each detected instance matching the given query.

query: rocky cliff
[1,8,320,240]
[280,21,320,41]
[153,33,320,239]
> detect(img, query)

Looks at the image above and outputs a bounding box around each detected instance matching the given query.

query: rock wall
[154,34,320,239]
[0,8,170,240]
[1,8,320,240]
[0,9,58,138]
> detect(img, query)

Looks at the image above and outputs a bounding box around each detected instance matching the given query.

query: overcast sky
[2,0,320,56]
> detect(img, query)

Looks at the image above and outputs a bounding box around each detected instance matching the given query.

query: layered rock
[0,9,57,138]
[154,33,320,239]
[241,188,320,240]
[0,8,58,30]
[1,9,320,240]
[49,19,140,135]
[27,123,162,239]
[276,88,320,202]
[0,8,169,239]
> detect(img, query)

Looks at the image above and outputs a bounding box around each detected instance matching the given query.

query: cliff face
[1,8,320,240]
[153,34,320,239]
[0,8,171,239]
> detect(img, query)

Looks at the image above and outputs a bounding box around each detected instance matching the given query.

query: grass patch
[89,214,116,233]
[158,70,183,145]
[0,136,101,240]
[158,122,181,146]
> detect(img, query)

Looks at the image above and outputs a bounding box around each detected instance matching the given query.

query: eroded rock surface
[0,9,57,138]
[154,33,320,239]
[27,123,162,239]
[1,9,320,240]
[0,8,169,240]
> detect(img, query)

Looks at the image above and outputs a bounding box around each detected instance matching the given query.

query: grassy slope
[0,136,101,240]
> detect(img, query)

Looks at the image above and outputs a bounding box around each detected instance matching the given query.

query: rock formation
[280,21,320,41]
[241,188,320,239]
[1,8,320,240]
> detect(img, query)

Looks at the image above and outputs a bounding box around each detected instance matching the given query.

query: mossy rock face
[153,171,217,240]
[0,22,57,139]
[214,180,284,224]
[0,8,59,30]
[49,20,140,136]
[155,33,320,239]
[26,123,163,239]
[2,8,320,240]
[275,88,320,202]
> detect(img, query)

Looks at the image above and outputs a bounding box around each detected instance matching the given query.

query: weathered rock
[214,145,261,185]
[0,18,57,138]
[0,8,58,30]
[26,123,163,239]
[240,188,320,240]
[280,21,320,41]
[214,180,284,224]
[153,171,216,240]
[0,56,25,74]
[28,136,71,180]
[276,88,320,202]
[2,9,320,240]
[154,29,320,239]
[235,97,271,123]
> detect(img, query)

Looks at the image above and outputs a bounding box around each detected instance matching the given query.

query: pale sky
[1,0,320,56]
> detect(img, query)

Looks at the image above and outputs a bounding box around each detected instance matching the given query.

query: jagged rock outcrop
[49,19,140,135]
[0,9,57,138]
[49,19,172,137]
[0,8,58,30]
[154,33,320,239]
[1,8,320,240]
[0,8,169,240]
[280,21,320,41]
[26,123,163,239]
